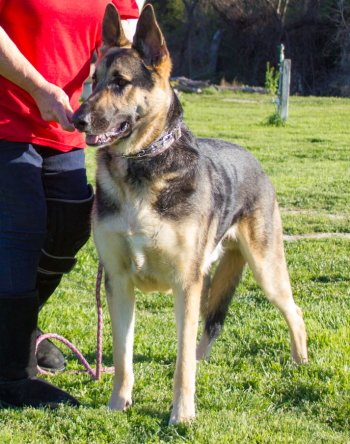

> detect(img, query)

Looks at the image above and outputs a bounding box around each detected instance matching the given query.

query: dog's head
[71,4,173,152]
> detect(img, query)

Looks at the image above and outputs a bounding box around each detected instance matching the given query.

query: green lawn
[1,91,349,443]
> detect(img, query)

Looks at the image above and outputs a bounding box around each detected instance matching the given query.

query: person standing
[0,0,138,408]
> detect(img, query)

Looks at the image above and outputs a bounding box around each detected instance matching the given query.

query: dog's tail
[196,249,246,360]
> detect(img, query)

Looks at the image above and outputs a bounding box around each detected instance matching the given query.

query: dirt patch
[280,209,350,241]
[221,99,260,103]
[281,209,348,220]
[284,233,350,242]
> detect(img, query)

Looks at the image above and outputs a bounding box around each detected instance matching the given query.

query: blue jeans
[0,141,89,295]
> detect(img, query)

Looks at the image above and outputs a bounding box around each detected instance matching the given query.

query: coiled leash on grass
[35,262,114,380]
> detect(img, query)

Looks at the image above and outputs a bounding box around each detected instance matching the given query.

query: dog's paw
[169,403,195,425]
[168,412,195,425]
[108,396,132,411]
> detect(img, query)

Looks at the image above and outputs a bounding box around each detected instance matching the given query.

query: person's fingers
[65,108,74,123]
[61,101,75,130]
[31,83,76,131]
[59,118,75,132]
[65,102,74,115]
[55,108,75,132]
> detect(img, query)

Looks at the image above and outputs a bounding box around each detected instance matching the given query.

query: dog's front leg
[106,272,135,411]
[170,280,202,425]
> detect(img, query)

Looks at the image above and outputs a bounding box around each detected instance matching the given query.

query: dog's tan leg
[196,250,246,361]
[238,205,308,364]
[196,273,210,359]
[170,280,202,425]
[105,270,136,410]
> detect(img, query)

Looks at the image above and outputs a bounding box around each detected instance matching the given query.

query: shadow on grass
[64,351,176,370]
[271,379,350,431]
[273,383,324,408]
[311,274,350,283]
[126,406,194,439]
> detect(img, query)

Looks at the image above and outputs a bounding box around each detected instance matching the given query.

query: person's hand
[30,82,75,132]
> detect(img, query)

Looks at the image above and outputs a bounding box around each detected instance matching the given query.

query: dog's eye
[115,78,127,87]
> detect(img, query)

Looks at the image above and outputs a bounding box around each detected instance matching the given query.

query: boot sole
[38,364,66,374]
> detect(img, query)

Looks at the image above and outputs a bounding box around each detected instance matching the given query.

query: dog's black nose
[71,109,91,132]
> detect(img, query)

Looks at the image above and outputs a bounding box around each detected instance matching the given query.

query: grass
[1,91,349,443]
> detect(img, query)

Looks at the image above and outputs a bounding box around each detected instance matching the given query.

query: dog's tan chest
[95,194,178,290]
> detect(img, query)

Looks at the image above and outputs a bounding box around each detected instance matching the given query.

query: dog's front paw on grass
[108,395,132,412]
[169,404,195,425]
[168,414,195,426]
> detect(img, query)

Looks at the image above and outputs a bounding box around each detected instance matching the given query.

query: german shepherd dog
[72,4,308,424]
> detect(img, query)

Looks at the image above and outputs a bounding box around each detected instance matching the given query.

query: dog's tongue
[85,134,99,145]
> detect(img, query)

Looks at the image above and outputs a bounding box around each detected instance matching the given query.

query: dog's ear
[102,3,131,50]
[133,4,169,68]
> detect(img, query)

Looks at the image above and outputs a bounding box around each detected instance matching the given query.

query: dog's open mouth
[85,121,130,146]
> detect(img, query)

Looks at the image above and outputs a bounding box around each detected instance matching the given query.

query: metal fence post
[278,58,291,120]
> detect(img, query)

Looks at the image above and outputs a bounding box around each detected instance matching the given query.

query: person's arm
[0,26,75,131]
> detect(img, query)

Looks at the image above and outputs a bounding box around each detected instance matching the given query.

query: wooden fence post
[278,59,291,120]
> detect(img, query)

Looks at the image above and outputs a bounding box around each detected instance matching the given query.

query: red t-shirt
[0,0,139,151]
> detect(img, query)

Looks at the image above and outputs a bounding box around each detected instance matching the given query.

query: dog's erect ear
[102,3,131,50]
[133,4,168,67]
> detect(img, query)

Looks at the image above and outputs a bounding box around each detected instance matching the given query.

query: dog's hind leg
[196,249,246,361]
[238,204,308,364]
[196,273,210,360]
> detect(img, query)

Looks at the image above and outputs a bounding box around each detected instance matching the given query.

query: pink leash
[35,262,114,380]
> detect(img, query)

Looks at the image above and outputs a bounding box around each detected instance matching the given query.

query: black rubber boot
[0,292,80,409]
[0,377,80,409]
[36,272,66,372]
[36,327,66,373]
[35,186,94,372]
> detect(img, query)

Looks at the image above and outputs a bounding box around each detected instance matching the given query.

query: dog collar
[121,120,182,160]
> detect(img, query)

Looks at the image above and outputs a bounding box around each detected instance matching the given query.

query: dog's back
[195,138,276,241]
